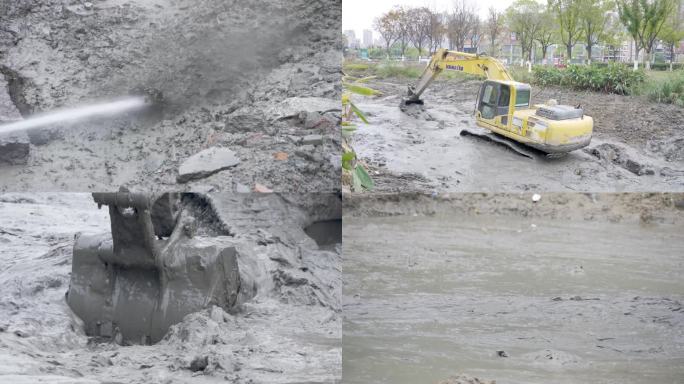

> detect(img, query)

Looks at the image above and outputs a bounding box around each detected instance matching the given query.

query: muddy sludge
[348,77,684,193]
[342,192,684,384]
[0,192,342,383]
[0,0,342,192]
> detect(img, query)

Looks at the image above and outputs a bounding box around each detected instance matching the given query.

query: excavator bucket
[66,192,240,345]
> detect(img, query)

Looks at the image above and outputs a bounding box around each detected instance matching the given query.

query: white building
[362,29,373,48]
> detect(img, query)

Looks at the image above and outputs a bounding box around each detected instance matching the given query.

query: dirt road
[351,78,684,193]
[0,193,341,383]
[343,193,684,384]
[0,0,341,192]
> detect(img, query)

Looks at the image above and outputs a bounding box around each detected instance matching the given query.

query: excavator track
[460,127,547,159]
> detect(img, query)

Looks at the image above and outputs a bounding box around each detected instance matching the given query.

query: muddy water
[353,81,684,192]
[343,213,684,384]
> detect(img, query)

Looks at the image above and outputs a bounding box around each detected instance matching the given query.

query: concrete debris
[254,183,273,193]
[177,147,240,183]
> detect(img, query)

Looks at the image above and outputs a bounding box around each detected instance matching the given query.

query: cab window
[499,86,510,107]
[515,88,530,108]
[479,84,498,119]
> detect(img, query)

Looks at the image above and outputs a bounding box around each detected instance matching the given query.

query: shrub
[530,63,645,95]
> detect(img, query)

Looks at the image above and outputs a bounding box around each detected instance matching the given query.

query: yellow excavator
[403,49,593,154]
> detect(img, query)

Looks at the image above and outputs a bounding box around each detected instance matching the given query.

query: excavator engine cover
[535,105,584,120]
[66,192,240,344]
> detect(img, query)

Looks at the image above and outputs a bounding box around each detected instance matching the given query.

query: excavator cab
[476,80,531,127]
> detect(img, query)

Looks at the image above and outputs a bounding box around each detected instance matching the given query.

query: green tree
[536,9,558,63]
[618,0,676,69]
[659,0,684,70]
[603,11,628,61]
[506,0,543,62]
[578,0,613,64]
[549,0,583,62]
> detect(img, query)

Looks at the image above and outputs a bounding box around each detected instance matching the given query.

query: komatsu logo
[446,64,464,71]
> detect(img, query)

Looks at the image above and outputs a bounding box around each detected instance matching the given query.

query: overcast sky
[342,0,516,38]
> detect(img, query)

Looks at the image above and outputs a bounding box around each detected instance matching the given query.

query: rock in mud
[0,132,30,165]
[189,355,209,372]
[177,147,240,183]
[438,375,495,384]
[302,134,323,146]
[660,167,684,177]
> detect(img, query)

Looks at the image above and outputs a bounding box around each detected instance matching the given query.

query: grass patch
[343,60,482,81]
[638,70,684,106]
[372,62,424,78]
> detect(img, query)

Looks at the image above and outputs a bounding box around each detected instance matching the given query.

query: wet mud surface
[0,193,341,383]
[343,193,684,384]
[0,0,341,192]
[351,79,684,193]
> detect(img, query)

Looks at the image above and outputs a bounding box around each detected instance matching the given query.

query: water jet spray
[0,90,161,165]
[0,96,150,136]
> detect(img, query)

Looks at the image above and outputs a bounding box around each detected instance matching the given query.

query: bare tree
[407,7,432,58]
[486,7,504,56]
[469,17,482,52]
[396,6,411,57]
[373,9,401,57]
[425,8,446,55]
[446,0,479,51]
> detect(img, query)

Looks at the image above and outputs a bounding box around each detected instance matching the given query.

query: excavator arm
[405,48,514,104]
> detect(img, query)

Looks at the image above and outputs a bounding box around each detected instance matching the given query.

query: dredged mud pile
[0,0,342,192]
[343,193,684,384]
[349,77,684,193]
[0,192,342,383]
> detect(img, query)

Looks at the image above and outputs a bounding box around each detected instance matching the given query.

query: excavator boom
[406,49,513,103]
